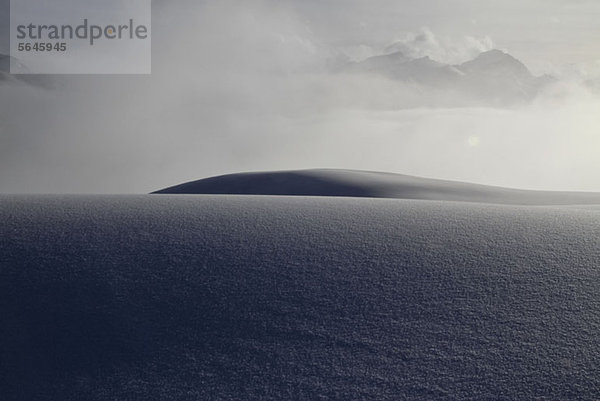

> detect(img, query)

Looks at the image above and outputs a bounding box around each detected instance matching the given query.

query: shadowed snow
[2,195,600,399]
[154,169,600,205]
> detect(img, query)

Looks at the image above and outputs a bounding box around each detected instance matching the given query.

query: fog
[1,0,600,193]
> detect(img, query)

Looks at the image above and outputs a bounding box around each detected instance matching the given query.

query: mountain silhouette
[344,49,554,105]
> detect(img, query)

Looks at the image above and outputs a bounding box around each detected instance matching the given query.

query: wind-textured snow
[2,195,600,400]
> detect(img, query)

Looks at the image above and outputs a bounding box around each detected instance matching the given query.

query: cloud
[383,27,495,64]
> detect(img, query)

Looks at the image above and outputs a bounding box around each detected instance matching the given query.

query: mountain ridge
[343,49,553,104]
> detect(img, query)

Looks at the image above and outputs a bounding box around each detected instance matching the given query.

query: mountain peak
[458,49,531,77]
[475,49,517,62]
[467,49,523,66]
[480,49,508,56]
[382,50,407,59]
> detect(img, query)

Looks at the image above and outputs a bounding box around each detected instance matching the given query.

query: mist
[1,0,600,193]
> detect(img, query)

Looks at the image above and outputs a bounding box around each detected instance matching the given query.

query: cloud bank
[383,27,495,65]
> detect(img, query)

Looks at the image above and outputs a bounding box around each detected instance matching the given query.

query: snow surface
[2,194,600,400]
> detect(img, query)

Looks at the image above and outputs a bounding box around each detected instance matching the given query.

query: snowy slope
[154,169,600,206]
[2,195,600,400]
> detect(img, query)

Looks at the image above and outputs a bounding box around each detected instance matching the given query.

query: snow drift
[154,169,600,205]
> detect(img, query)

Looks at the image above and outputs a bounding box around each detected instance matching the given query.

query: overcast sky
[1,0,600,193]
[279,0,600,71]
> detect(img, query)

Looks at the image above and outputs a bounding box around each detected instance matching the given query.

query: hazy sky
[1,0,600,193]
[291,0,600,62]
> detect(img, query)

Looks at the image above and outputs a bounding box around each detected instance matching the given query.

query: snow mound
[154,169,600,205]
